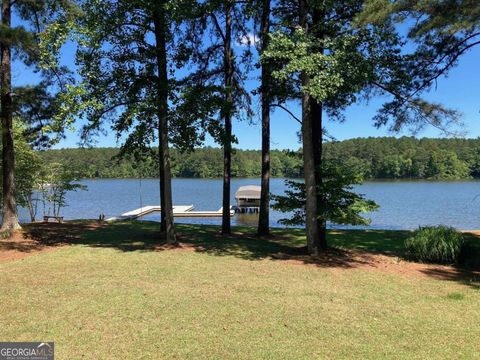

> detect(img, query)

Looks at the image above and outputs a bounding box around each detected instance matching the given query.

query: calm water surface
[19,178,480,230]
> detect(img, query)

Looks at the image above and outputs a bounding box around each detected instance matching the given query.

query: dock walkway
[122,205,194,217]
[107,205,234,221]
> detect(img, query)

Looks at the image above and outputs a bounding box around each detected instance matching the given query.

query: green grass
[447,292,465,301]
[1,221,479,359]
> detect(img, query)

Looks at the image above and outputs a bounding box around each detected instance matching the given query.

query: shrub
[405,226,464,264]
[0,230,12,239]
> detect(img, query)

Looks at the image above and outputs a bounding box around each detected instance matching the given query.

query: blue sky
[12,20,480,150]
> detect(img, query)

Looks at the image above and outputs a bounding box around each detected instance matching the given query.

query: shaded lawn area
[18,220,480,265]
[20,221,411,257]
[1,221,479,359]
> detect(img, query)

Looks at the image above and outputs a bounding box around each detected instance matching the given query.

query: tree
[178,0,253,234]
[357,0,480,101]
[272,159,378,228]
[74,0,200,244]
[13,83,62,149]
[0,120,44,223]
[300,0,327,254]
[1,0,16,230]
[219,0,235,235]
[0,0,75,231]
[41,163,86,218]
[265,0,461,255]
[257,0,272,236]
[153,1,176,243]
[31,137,480,181]
[207,0,253,235]
[13,121,43,222]
[266,0,374,254]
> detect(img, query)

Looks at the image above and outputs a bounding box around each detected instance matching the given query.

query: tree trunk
[311,6,327,251]
[311,98,327,250]
[27,193,36,222]
[0,0,20,231]
[222,1,233,235]
[299,0,320,255]
[159,140,166,232]
[302,94,321,255]
[153,3,176,244]
[257,0,271,236]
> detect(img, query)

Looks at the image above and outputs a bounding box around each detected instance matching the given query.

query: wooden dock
[122,205,194,217]
[174,207,235,217]
[107,205,234,221]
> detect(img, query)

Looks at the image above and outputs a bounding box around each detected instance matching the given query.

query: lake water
[18,178,480,230]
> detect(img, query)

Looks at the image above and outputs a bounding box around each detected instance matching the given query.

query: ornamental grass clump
[405,226,464,264]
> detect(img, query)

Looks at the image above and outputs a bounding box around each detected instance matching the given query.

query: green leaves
[359,0,480,36]
[72,0,198,155]
[0,24,36,50]
[40,162,87,217]
[356,0,477,133]
[264,11,377,114]
[272,159,379,227]
[9,121,43,209]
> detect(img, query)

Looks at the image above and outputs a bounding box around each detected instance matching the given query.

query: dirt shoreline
[0,231,67,262]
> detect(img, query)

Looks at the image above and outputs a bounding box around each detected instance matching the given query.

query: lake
[18,178,480,230]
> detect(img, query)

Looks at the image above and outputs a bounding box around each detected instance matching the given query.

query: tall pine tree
[0,0,74,231]
[74,0,199,244]
[266,0,460,254]
[178,0,253,234]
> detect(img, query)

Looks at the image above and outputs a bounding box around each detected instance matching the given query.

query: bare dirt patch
[0,222,105,262]
[0,230,65,262]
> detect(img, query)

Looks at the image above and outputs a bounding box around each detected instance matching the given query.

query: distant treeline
[324,137,479,180]
[39,147,303,179]
[39,137,480,180]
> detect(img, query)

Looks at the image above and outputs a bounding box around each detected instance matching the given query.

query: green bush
[405,226,464,264]
[0,230,12,239]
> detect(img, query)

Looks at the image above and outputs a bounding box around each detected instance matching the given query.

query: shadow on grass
[22,221,160,252]
[21,221,394,268]
[22,221,304,258]
[419,267,480,290]
[19,220,480,288]
[0,238,47,253]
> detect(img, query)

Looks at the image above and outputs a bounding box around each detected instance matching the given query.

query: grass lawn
[0,221,479,359]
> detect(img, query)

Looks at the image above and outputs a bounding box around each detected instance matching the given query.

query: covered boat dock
[235,185,261,213]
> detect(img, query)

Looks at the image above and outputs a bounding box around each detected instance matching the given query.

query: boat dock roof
[235,185,261,199]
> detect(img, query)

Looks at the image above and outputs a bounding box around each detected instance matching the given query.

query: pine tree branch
[271,103,301,124]
[209,12,227,44]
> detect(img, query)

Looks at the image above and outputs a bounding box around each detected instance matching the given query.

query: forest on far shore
[39,137,480,180]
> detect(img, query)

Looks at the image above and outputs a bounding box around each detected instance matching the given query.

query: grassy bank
[1,222,479,359]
